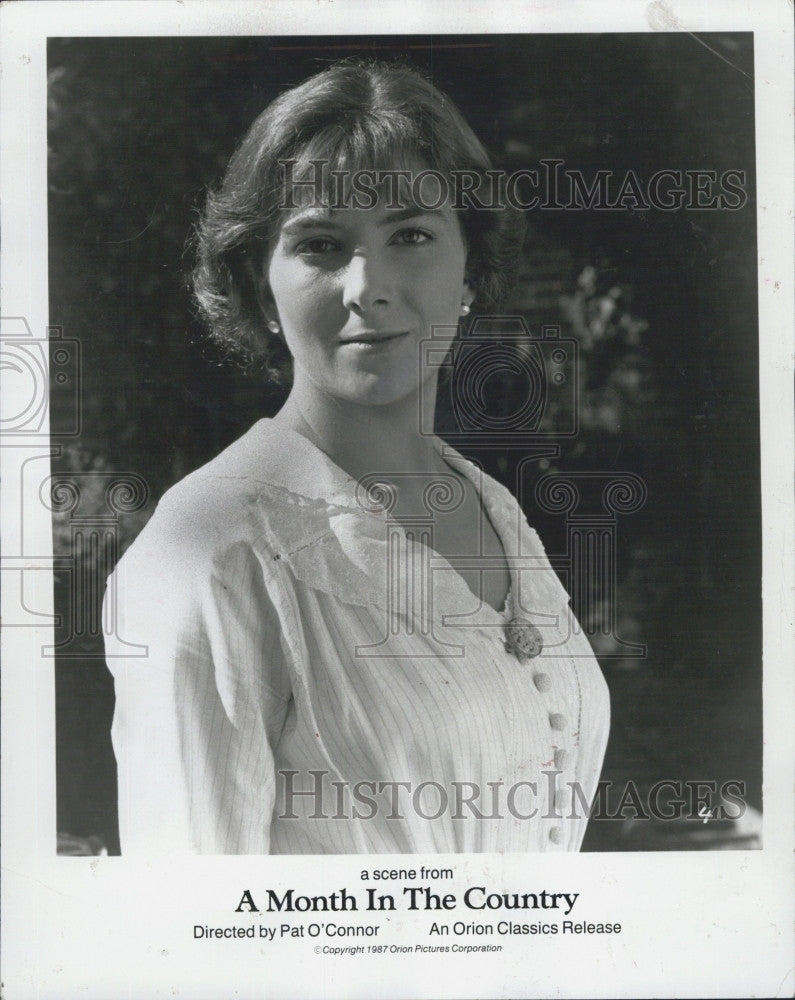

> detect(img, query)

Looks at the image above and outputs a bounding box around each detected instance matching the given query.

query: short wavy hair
[192,58,526,382]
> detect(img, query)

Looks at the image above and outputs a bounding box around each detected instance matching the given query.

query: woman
[104,59,609,854]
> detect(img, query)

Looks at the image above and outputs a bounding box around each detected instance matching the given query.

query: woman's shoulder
[104,421,295,693]
[116,419,307,581]
[109,417,394,623]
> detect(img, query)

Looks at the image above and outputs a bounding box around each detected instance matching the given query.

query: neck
[273,372,444,482]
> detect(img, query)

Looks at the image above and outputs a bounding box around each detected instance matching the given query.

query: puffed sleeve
[103,499,292,855]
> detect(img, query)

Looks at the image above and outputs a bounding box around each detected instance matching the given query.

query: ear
[255,280,279,325]
[461,278,475,309]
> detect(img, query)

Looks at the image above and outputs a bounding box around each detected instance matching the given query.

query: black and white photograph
[1,2,792,998]
[49,31,761,857]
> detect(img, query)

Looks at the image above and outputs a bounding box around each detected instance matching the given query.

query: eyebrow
[280,206,449,236]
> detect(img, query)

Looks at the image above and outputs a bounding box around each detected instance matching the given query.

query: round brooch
[503,617,544,662]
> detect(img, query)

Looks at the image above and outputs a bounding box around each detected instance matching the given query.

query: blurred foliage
[48,34,761,851]
[559,265,653,437]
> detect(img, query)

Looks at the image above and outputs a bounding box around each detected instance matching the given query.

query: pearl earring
[460,302,471,316]
[267,319,281,334]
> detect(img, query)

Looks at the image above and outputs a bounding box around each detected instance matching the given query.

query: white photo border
[1,2,792,998]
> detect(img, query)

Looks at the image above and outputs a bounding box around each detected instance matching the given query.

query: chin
[334,371,426,408]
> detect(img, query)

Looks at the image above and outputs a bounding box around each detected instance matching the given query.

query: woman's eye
[391,228,433,246]
[296,237,339,255]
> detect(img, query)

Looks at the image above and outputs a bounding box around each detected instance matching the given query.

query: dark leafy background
[48,34,760,854]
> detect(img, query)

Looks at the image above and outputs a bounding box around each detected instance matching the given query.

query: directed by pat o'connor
[192,869,622,956]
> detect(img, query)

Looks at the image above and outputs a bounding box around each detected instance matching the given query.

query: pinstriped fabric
[104,418,609,855]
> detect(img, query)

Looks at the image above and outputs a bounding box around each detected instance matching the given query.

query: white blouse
[104,418,609,855]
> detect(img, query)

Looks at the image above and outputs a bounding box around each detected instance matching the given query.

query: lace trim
[255,482,572,626]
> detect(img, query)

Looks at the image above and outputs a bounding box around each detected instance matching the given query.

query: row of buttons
[533,670,568,846]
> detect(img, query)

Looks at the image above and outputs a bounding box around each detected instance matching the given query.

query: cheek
[268,261,337,326]
[417,255,467,313]
[266,256,300,308]
[433,237,467,288]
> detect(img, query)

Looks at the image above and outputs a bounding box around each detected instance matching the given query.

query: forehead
[282,154,445,203]
[279,199,461,235]
[271,131,464,245]
[274,160,466,234]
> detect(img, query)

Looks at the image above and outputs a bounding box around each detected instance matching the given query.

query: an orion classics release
[191,870,622,954]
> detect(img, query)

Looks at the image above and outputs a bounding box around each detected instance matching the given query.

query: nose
[341,252,392,316]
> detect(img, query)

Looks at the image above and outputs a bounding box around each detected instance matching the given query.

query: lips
[339,330,409,345]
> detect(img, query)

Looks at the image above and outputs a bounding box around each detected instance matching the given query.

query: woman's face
[264,188,471,407]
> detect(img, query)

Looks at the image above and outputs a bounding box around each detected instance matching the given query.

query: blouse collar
[215,418,569,625]
[237,417,514,523]
[227,418,523,564]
